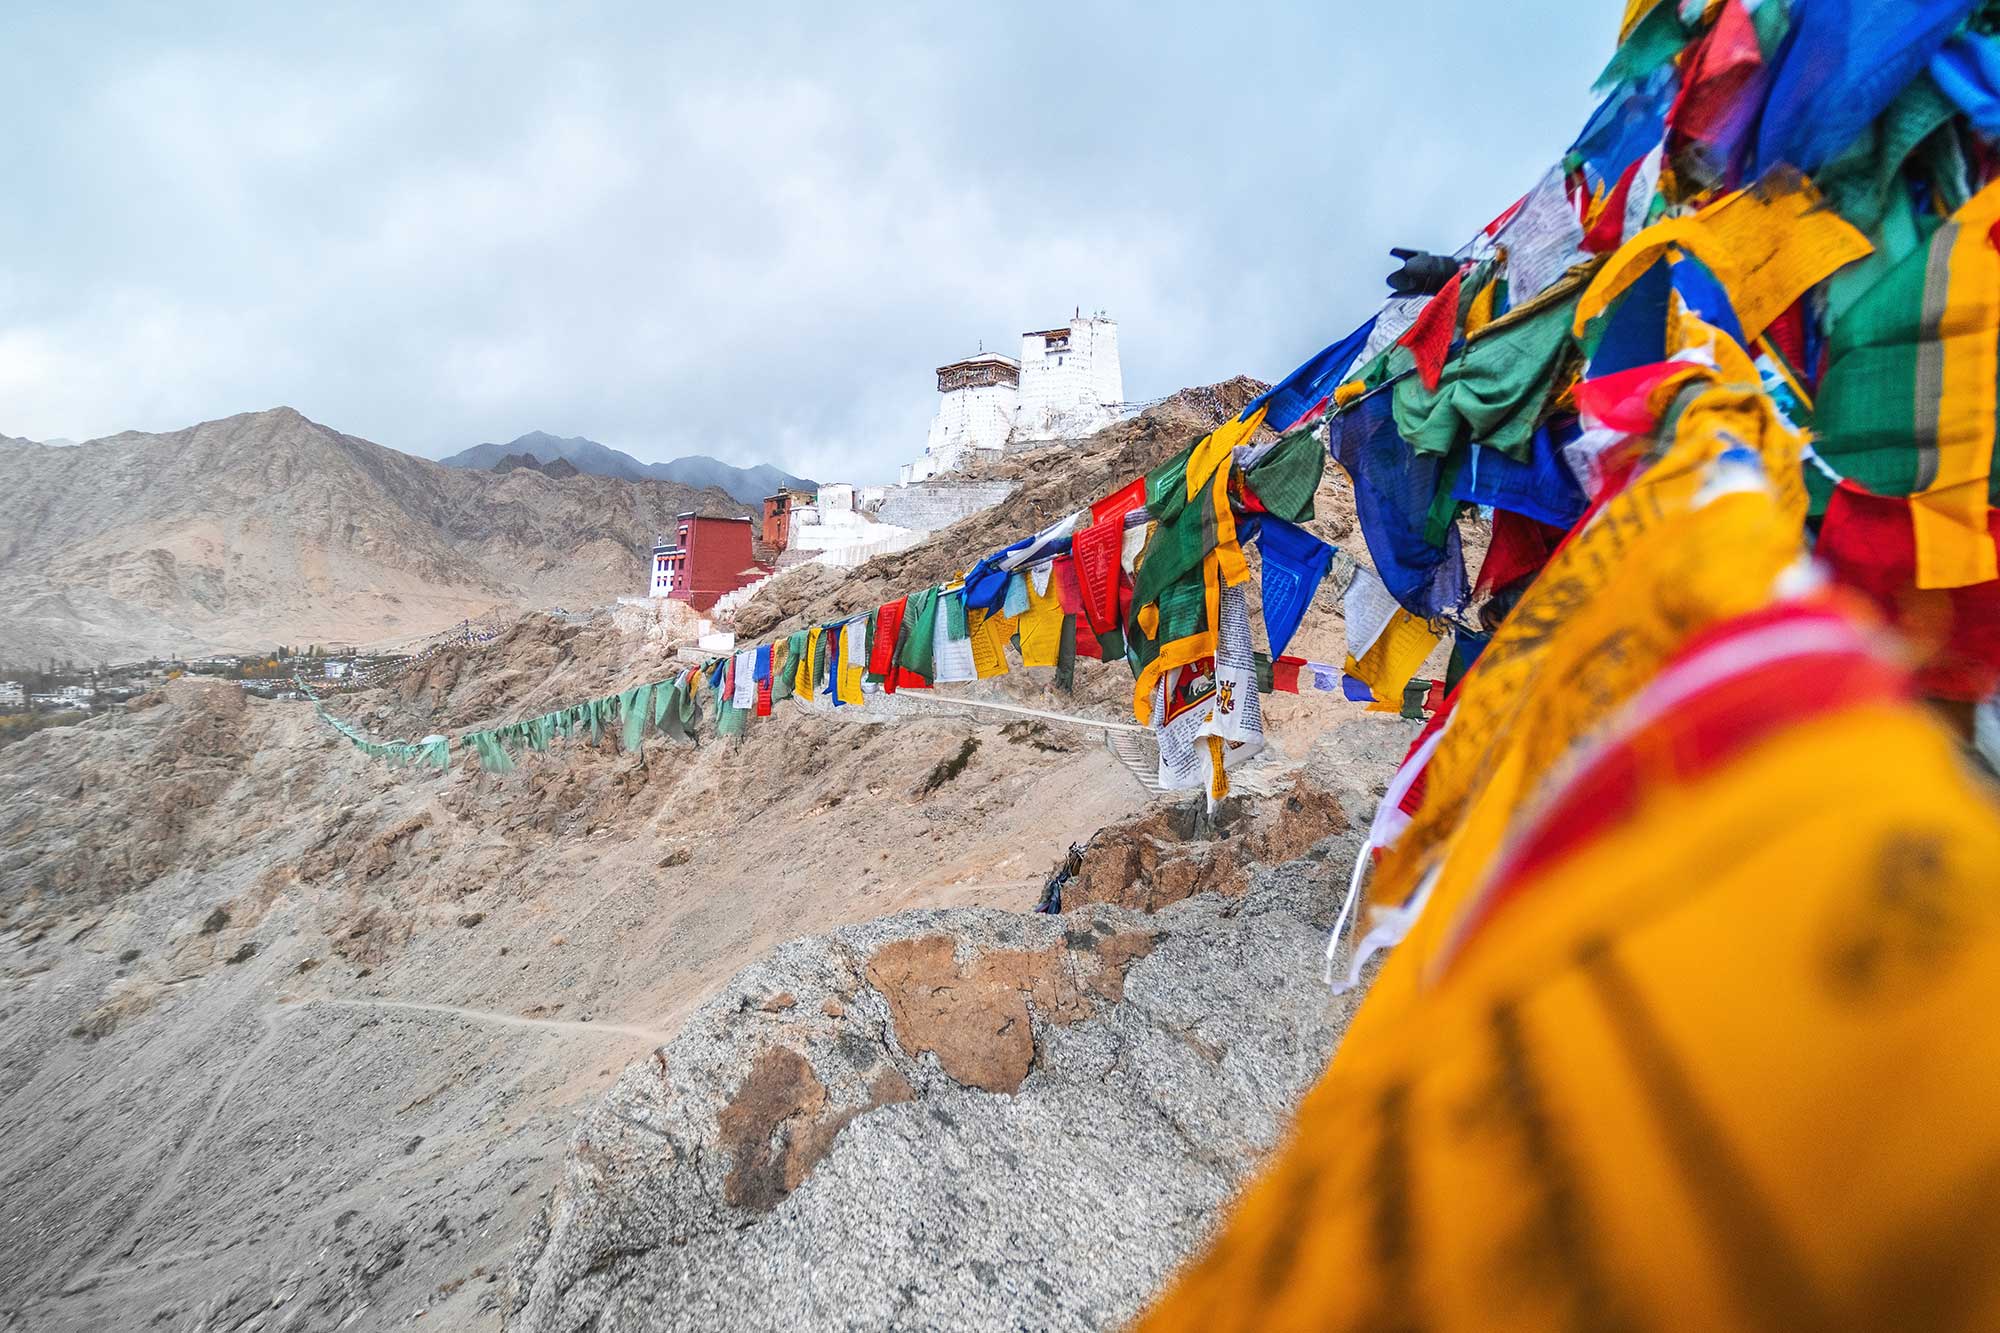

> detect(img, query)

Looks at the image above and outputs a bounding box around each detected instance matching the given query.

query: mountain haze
[437,430,814,502]
[0,409,746,663]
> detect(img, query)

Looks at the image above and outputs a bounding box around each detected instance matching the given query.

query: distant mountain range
[0,409,747,663]
[437,431,814,503]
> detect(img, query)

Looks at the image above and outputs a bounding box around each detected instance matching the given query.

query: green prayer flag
[1815,219,2000,514]
[1392,291,1579,460]
[1131,483,1217,617]
[897,587,940,679]
[1055,616,1078,694]
[1244,428,1326,522]
[620,684,652,752]
[1144,439,1198,517]
[772,640,795,701]
[1593,0,1688,93]
[466,729,515,773]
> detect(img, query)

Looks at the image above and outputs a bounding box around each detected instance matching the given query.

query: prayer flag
[1256,517,1334,660]
[1817,481,2000,701]
[1136,643,2000,1333]
[1815,178,2000,588]
[1327,391,1469,619]
[1240,317,1379,433]
[1397,268,1463,391]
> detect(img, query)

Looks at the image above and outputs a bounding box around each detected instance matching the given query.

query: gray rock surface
[506,816,1372,1332]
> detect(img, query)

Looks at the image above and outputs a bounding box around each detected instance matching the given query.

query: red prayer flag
[1666,0,1762,150]
[1477,508,1568,595]
[1572,360,1690,433]
[1817,483,2000,701]
[1272,656,1305,694]
[755,676,773,717]
[870,598,907,678]
[1052,555,1085,617]
[1398,268,1463,392]
[1763,298,1809,378]
[1091,476,1146,529]
[1071,518,1125,634]
[1074,618,1105,661]
[1581,157,1645,254]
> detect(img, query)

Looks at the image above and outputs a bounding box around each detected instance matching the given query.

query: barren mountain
[0,408,745,664]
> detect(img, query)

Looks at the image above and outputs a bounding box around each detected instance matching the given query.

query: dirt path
[292,997,673,1043]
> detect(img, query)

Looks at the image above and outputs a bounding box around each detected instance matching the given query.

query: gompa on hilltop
[902,311,1122,484]
[640,310,1124,600]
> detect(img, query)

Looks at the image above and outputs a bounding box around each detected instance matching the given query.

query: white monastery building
[902,311,1123,484]
[656,310,1124,598]
[1013,313,1124,443]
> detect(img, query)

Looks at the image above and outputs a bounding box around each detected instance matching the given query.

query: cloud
[0,2,1608,482]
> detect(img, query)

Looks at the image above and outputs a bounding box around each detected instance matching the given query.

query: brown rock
[866,936,1044,1093]
[864,930,1156,1093]
[715,1047,915,1213]
[820,998,845,1019]
[759,992,796,1013]
[1085,930,1160,1003]
[716,1047,828,1211]
[1247,777,1350,864]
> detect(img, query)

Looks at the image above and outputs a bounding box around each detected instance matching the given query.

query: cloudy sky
[2,2,1606,483]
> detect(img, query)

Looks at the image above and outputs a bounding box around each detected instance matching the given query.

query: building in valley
[649,513,771,610]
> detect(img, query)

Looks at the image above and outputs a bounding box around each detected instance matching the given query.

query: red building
[649,513,770,610]
[761,487,810,551]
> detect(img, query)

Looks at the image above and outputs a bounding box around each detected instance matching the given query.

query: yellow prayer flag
[1618,0,1666,41]
[1577,177,1873,342]
[1342,608,1438,713]
[797,626,821,697]
[836,622,866,706]
[1912,178,2000,589]
[1363,364,1808,1033]
[966,607,1009,679]
[1135,698,2000,1333]
[1018,573,1066,668]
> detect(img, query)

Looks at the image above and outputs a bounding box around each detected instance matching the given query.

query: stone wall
[871,481,1016,534]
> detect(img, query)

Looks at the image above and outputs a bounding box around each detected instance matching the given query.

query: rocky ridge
[504,714,1408,1332]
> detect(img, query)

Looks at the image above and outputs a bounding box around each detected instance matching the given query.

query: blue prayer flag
[1241,317,1379,434]
[1326,390,1469,619]
[1256,518,1335,661]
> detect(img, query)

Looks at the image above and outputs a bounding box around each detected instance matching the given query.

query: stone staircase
[1103,728,1167,794]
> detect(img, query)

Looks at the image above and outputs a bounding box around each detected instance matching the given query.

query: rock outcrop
[506,809,1371,1333]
